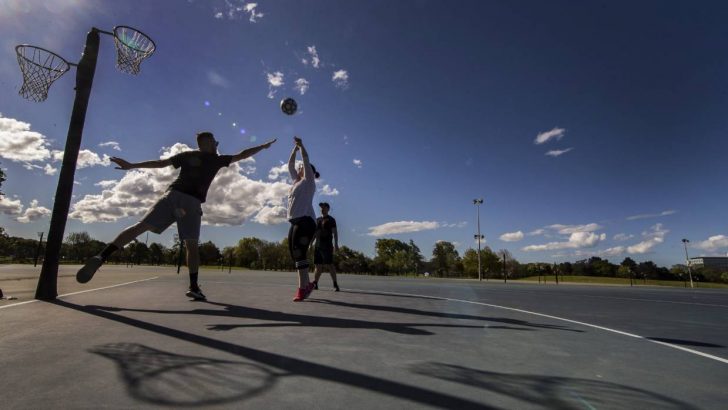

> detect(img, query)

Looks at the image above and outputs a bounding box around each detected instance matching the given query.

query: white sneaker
[76,256,103,283]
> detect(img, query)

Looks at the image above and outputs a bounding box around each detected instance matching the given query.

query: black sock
[100,244,119,262]
[189,272,199,289]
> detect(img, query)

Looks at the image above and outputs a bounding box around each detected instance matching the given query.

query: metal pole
[503,252,507,284]
[473,198,483,281]
[682,239,694,289]
[34,232,44,267]
[36,29,100,300]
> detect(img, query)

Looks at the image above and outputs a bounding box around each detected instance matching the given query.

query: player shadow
[645,337,725,348]
[81,301,485,336]
[51,300,493,409]
[90,343,277,407]
[307,298,583,333]
[340,290,443,301]
[409,362,700,410]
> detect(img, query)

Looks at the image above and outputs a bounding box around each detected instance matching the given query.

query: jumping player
[312,202,340,291]
[76,132,276,300]
[287,136,319,301]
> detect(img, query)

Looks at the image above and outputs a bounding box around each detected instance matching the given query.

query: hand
[110,157,133,170]
[293,136,303,147]
[262,138,277,149]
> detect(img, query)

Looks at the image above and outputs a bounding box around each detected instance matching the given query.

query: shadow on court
[410,362,700,410]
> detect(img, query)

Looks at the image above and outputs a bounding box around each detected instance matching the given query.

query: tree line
[1,229,726,284]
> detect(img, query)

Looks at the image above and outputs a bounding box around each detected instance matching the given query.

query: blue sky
[1,0,728,266]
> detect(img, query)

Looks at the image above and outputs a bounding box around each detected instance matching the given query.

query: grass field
[516,275,728,288]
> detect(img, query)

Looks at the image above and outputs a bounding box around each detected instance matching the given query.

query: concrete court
[1,264,727,409]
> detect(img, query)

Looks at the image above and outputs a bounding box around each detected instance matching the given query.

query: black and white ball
[280,98,297,115]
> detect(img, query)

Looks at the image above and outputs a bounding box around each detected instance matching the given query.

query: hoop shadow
[410,362,699,410]
[90,343,277,407]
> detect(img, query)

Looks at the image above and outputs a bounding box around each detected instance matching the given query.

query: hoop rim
[112,25,156,54]
[15,44,72,72]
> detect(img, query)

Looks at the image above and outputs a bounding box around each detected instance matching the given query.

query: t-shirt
[167,151,232,202]
[287,176,316,220]
[316,215,337,247]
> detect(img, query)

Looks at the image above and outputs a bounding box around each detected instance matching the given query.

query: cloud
[626,210,677,221]
[266,71,284,99]
[43,163,57,175]
[268,161,302,181]
[332,70,349,89]
[294,78,309,95]
[77,150,111,169]
[523,232,607,251]
[207,70,231,88]
[99,141,121,151]
[442,221,467,228]
[214,1,263,22]
[302,46,321,68]
[626,223,668,254]
[16,199,51,223]
[500,231,524,242]
[613,233,634,241]
[547,223,602,234]
[70,143,289,226]
[94,179,118,188]
[0,113,52,162]
[368,221,440,236]
[528,229,545,236]
[318,184,339,196]
[353,159,363,168]
[693,235,728,251]
[545,148,573,157]
[534,127,565,145]
[0,196,23,216]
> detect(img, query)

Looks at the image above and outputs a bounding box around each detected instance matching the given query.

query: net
[15,45,71,102]
[113,26,156,75]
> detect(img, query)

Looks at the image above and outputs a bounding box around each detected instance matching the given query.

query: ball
[280,97,297,115]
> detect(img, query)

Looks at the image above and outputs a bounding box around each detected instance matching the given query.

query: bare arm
[111,157,172,170]
[231,139,276,163]
[294,136,313,180]
[288,145,299,180]
[333,226,339,251]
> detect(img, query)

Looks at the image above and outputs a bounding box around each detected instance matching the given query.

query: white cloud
[77,150,111,169]
[214,12,223,19]
[243,3,264,22]
[523,232,606,252]
[545,148,573,157]
[528,229,545,236]
[70,143,287,226]
[266,71,284,99]
[534,127,565,145]
[626,223,668,254]
[303,46,321,68]
[0,113,52,163]
[208,70,231,88]
[442,221,467,228]
[693,235,728,251]
[43,163,57,175]
[94,179,118,188]
[0,196,23,216]
[613,233,634,241]
[626,210,677,221]
[332,69,349,89]
[318,184,339,196]
[547,223,602,234]
[500,231,524,242]
[16,199,50,223]
[353,159,363,168]
[99,141,121,151]
[368,221,440,236]
[214,1,263,22]
[294,78,310,95]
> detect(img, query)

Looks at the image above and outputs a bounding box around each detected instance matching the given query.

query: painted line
[0,277,159,310]
[347,288,728,365]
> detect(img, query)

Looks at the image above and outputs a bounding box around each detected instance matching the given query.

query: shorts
[141,190,202,241]
[288,216,316,269]
[314,245,334,265]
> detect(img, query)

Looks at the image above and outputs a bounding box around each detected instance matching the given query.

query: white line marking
[347,288,728,365]
[0,277,159,310]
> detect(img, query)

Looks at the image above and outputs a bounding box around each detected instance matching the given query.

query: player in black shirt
[312,202,340,291]
[76,132,276,300]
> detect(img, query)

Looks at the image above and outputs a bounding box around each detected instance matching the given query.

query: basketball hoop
[15,45,72,102]
[112,26,155,75]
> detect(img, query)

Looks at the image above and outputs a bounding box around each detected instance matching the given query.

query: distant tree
[0,162,6,197]
[198,241,221,266]
[65,232,93,262]
[148,242,167,265]
[432,241,460,277]
[336,246,371,274]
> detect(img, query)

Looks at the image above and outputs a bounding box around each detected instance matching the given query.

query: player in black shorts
[75,132,276,300]
[312,202,340,291]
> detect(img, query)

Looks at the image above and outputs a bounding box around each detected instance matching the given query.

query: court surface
[1,264,726,409]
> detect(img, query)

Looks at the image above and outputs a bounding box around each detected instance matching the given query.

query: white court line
[347,287,728,366]
[0,277,159,310]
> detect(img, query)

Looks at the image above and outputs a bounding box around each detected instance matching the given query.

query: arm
[294,137,313,180]
[288,145,299,180]
[231,139,276,163]
[110,157,172,170]
[333,226,339,251]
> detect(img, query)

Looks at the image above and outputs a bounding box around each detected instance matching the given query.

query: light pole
[473,198,484,281]
[33,232,44,267]
[682,238,694,289]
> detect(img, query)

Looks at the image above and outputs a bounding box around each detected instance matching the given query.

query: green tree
[432,241,460,277]
[336,246,371,273]
[198,241,221,266]
[65,232,92,262]
[148,242,167,265]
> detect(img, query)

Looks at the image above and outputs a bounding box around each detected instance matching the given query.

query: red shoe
[293,287,306,302]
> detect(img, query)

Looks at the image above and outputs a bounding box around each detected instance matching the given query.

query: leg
[329,264,339,290]
[110,221,155,250]
[185,239,200,284]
